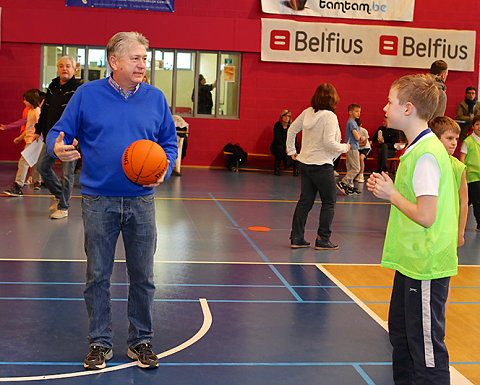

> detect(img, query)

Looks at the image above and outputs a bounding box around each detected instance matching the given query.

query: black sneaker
[347,186,361,195]
[315,239,339,250]
[33,182,41,190]
[290,238,311,248]
[336,181,350,195]
[84,345,113,370]
[3,183,23,197]
[127,342,159,369]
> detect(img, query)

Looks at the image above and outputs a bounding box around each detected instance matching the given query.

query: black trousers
[389,271,450,385]
[291,163,336,242]
[377,144,397,172]
[468,181,480,225]
[274,153,297,171]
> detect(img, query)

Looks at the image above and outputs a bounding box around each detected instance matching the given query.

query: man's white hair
[106,31,149,60]
[57,56,76,68]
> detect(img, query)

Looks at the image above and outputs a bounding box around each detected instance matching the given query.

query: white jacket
[286,107,348,165]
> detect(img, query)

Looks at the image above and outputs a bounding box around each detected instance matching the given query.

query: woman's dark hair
[23,89,41,108]
[311,83,339,112]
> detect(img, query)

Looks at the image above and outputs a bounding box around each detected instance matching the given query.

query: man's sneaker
[48,198,59,212]
[336,181,350,195]
[315,239,339,250]
[3,183,23,197]
[50,209,68,219]
[84,345,113,370]
[290,238,311,248]
[33,182,41,190]
[355,174,365,183]
[127,343,159,369]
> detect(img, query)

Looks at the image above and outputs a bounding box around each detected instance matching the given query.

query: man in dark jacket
[34,56,82,219]
[428,60,448,119]
[371,117,401,173]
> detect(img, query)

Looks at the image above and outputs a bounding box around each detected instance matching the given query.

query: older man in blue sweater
[46,32,177,370]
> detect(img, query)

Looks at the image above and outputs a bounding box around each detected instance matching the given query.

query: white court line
[316,264,473,385]
[0,298,212,383]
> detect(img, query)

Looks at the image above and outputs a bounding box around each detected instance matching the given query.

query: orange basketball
[122,139,168,185]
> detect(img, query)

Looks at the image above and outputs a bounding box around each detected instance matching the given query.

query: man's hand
[143,160,170,187]
[54,131,81,162]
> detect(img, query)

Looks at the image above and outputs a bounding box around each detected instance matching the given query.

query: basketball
[122,139,168,185]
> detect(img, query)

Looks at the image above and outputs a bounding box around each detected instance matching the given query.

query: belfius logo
[261,19,475,71]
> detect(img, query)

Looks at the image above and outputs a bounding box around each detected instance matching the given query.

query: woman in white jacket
[287,83,350,250]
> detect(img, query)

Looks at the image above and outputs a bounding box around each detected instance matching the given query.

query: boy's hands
[367,172,395,201]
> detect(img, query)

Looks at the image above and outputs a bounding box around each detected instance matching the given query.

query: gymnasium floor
[0,164,479,385]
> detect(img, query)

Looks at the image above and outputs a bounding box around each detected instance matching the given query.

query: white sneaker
[50,209,68,219]
[49,198,59,212]
[355,174,365,183]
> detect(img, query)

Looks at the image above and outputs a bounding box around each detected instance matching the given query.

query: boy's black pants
[389,271,450,385]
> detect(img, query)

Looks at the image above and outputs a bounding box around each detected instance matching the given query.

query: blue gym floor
[0,164,478,384]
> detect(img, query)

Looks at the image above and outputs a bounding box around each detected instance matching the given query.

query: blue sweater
[46,78,178,196]
[345,118,359,150]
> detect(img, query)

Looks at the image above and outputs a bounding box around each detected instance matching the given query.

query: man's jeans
[82,194,157,348]
[38,145,76,210]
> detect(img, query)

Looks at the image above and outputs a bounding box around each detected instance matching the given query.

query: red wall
[1,0,479,167]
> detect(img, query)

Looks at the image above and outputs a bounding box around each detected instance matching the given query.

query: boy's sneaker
[347,186,361,195]
[33,182,41,190]
[3,183,23,197]
[355,174,365,183]
[315,239,339,250]
[84,345,113,370]
[127,343,159,369]
[336,181,350,195]
[290,238,311,248]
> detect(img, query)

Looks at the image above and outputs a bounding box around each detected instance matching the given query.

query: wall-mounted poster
[223,66,235,82]
[66,0,174,12]
[261,0,414,22]
[261,19,476,72]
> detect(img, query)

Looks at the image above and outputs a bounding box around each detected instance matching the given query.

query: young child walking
[367,74,458,384]
[460,115,480,232]
[430,116,468,245]
[3,89,43,196]
[355,118,371,183]
[337,103,364,195]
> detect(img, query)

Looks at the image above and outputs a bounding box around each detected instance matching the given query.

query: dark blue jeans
[38,145,76,210]
[82,194,157,348]
[389,271,450,385]
[291,162,336,242]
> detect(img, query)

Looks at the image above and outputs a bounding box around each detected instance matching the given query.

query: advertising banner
[261,19,476,72]
[261,0,414,22]
[66,0,174,12]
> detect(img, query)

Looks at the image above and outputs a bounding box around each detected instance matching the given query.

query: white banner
[261,0,415,22]
[261,19,476,72]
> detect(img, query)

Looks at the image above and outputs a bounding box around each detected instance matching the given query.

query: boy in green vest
[430,116,468,246]
[367,74,458,385]
[460,115,480,232]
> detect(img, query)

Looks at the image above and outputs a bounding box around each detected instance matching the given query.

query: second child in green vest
[460,115,480,232]
[430,116,468,246]
[367,74,457,385]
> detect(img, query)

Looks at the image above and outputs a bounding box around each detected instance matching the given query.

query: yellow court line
[6,194,390,205]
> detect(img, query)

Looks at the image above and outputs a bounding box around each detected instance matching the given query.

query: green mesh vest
[463,135,480,183]
[450,155,465,218]
[381,136,458,280]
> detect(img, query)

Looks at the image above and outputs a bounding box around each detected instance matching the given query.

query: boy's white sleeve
[460,141,468,154]
[412,153,440,197]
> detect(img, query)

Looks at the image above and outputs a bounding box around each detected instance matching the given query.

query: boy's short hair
[391,74,439,121]
[348,103,361,112]
[472,115,480,126]
[429,116,460,138]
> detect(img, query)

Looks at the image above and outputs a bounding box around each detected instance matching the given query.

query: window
[41,45,241,119]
